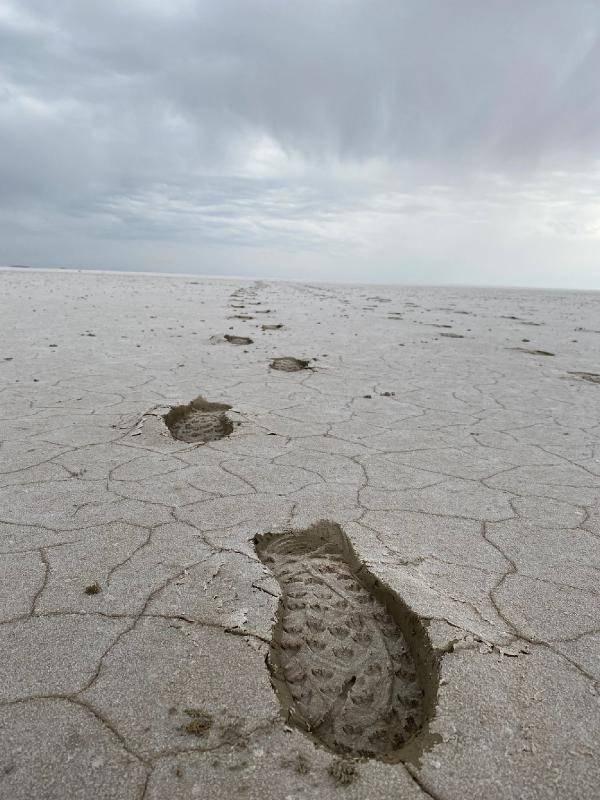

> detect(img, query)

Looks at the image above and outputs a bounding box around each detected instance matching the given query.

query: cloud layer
[1,1,599,286]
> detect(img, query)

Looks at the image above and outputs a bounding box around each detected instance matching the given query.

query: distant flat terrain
[1,269,599,800]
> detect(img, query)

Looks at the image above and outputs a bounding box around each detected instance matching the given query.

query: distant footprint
[510,347,555,356]
[225,334,253,345]
[255,521,432,758]
[568,371,600,384]
[163,396,233,443]
[270,357,311,372]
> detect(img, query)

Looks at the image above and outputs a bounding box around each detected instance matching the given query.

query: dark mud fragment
[182,709,213,737]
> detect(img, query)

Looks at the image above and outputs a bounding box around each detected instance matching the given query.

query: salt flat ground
[0,269,599,800]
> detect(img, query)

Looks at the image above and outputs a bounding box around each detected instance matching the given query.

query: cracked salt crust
[0,269,599,800]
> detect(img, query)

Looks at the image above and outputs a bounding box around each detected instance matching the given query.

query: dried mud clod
[255,521,435,760]
[84,582,101,595]
[328,758,359,787]
[182,709,213,737]
[224,334,253,345]
[270,357,311,372]
[163,396,234,444]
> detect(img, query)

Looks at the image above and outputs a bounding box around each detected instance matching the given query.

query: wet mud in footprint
[270,357,311,372]
[163,395,233,443]
[255,521,433,759]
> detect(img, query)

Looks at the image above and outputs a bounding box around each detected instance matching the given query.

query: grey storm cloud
[1,0,599,286]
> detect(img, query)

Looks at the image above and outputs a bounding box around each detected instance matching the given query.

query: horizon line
[1,264,599,294]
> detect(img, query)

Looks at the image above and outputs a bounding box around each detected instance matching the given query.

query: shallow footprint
[255,521,432,759]
[567,371,600,384]
[163,396,233,443]
[270,357,311,372]
[224,334,253,345]
[510,347,555,356]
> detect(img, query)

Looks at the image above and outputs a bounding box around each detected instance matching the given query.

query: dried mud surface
[0,269,599,800]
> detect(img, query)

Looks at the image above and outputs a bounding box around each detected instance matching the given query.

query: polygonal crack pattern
[163,395,234,443]
[255,521,432,759]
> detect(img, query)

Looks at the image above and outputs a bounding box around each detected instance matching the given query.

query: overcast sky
[1,1,600,288]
